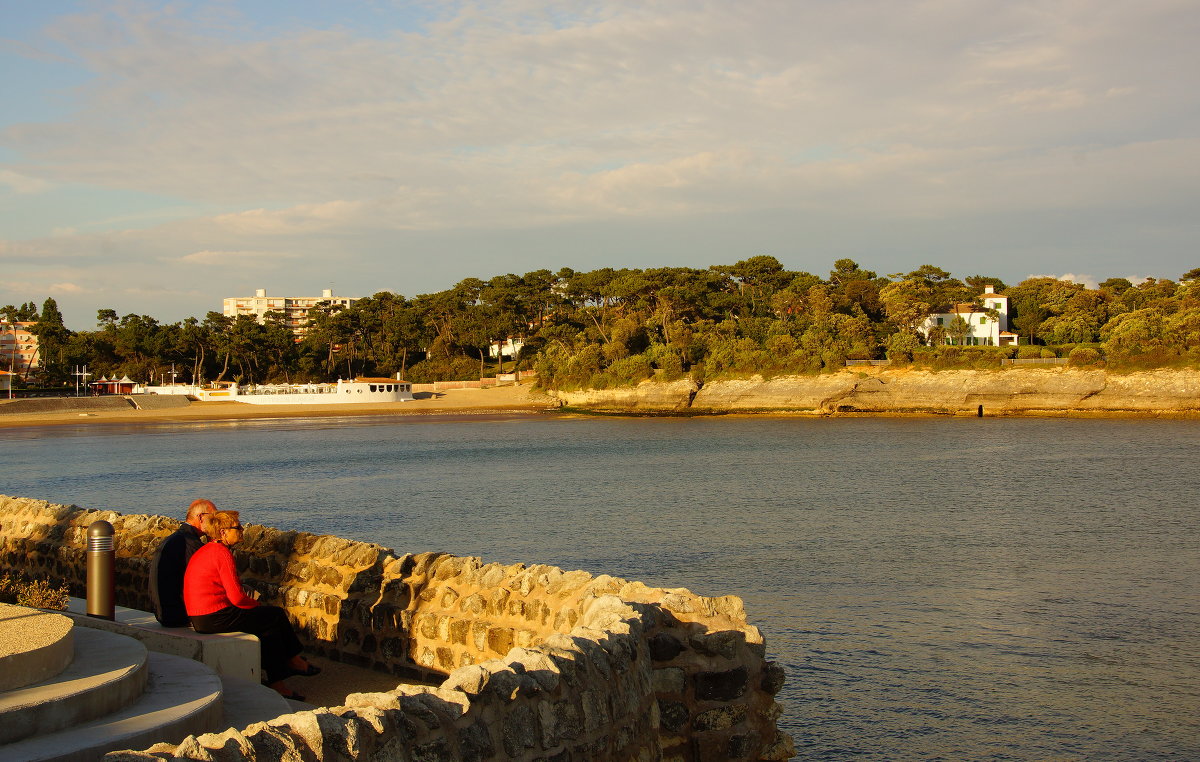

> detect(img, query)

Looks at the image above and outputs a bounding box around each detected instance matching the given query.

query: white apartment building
[1,321,39,373]
[920,285,1019,347]
[223,289,361,334]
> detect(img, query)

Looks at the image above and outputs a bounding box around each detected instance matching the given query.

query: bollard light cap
[87,520,115,538]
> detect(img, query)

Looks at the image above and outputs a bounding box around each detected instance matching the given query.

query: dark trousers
[191,604,303,683]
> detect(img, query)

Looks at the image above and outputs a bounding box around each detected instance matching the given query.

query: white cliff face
[549,369,1200,416]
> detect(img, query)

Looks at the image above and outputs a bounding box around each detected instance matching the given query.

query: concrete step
[65,597,261,683]
[0,650,223,762]
[0,603,75,692]
[0,627,148,745]
[219,675,291,730]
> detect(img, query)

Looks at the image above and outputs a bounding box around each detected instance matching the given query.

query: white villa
[920,285,1020,347]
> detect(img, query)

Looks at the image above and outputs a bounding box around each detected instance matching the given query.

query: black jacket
[149,523,206,626]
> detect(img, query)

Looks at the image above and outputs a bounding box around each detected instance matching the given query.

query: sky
[2,0,1198,330]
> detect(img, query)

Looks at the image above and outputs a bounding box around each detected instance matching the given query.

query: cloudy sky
[2,1,1197,329]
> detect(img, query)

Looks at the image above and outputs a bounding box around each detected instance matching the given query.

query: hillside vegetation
[5,259,1199,389]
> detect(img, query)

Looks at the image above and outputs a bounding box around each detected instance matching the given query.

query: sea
[3,413,1198,761]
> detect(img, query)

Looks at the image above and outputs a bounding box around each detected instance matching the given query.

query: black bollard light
[86,520,115,620]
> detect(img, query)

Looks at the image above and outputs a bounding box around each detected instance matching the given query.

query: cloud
[0,169,52,194]
[1029,273,1101,289]
[10,0,1195,217]
[176,249,298,267]
[47,281,87,293]
[1,0,1197,326]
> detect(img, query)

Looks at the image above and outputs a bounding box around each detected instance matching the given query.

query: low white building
[921,285,1019,347]
[223,289,361,335]
[488,337,525,359]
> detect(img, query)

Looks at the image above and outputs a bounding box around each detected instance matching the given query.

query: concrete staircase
[0,603,290,761]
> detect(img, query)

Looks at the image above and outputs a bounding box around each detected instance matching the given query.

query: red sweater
[183,542,258,616]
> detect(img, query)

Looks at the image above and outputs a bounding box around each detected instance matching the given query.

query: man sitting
[149,498,217,626]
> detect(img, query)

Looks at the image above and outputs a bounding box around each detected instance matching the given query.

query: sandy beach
[0,384,562,429]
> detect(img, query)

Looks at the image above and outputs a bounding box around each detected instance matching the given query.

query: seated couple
[150,499,319,701]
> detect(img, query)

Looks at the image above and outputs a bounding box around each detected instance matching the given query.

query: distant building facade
[920,285,1019,347]
[1,321,39,374]
[222,289,361,335]
[488,337,526,359]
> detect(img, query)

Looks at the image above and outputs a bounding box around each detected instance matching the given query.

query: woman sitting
[184,510,320,700]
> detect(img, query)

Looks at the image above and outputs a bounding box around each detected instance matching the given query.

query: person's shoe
[271,686,304,705]
[292,664,322,677]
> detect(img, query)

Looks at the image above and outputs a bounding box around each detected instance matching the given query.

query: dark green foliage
[15,262,1200,390]
[1068,347,1102,366]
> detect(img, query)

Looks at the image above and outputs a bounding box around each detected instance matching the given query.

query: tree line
[4,258,1199,390]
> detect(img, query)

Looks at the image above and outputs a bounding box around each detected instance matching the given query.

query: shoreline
[5,371,1200,429]
[0,385,562,430]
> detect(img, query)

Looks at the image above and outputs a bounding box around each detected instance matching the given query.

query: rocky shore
[548,367,1200,417]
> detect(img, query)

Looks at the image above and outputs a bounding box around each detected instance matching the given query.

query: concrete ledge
[0,603,75,692]
[65,598,259,683]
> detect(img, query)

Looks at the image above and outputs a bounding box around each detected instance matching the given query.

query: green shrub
[405,355,484,382]
[765,334,796,357]
[1039,348,1058,359]
[1067,347,1102,366]
[0,573,70,610]
[1017,346,1042,359]
[886,333,921,362]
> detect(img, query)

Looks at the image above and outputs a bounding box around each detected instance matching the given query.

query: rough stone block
[487,588,510,616]
[761,662,785,695]
[726,730,761,759]
[506,648,562,692]
[580,690,611,733]
[417,647,437,668]
[417,613,439,640]
[694,704,747,732]
[479,564,506,589]
[487,626,515,655]
[458,719,496,762]
[501,704,539,757]
[412,738,451,762]
[652,666,686,695]
[318,566,343,588]
[472,621,490,652]
[658,700,690,733]
[689,630,742,660]
[695,666,748,702]
[449,618,470,645]
[461,593,486,615]
[445,664,490,695]
[649,632,684,662]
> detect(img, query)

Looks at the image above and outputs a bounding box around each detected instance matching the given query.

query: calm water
[4,414,1199,760]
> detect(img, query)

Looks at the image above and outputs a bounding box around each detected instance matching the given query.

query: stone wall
[551,368,1200,416]
[0,496,794,760]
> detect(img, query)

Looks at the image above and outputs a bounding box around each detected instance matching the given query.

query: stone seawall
[551,368,1200,416]
[0,496,794,761]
